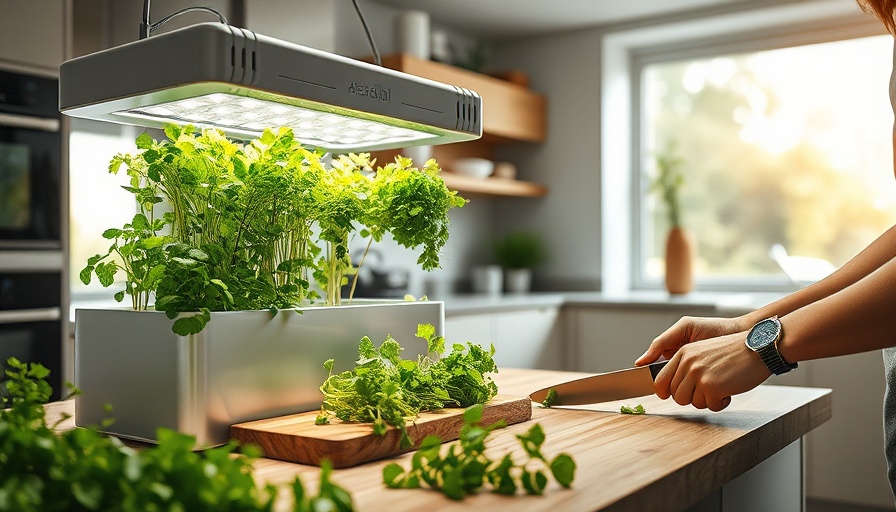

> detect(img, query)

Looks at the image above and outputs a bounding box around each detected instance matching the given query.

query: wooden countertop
[46,368,831,512]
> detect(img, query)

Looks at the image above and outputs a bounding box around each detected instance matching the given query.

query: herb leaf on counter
[382,403,577,500]
[315,324,498,448]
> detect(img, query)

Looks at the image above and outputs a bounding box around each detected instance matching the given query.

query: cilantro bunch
[315,324,498,449]
[383,403,577,500]
[0,357,354,512]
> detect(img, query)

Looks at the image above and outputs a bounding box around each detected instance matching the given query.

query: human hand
[653,331,771,411]
[635,316,749,366]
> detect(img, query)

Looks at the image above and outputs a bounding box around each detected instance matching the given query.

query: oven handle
[0,307,61,324]
[0,112,60,132]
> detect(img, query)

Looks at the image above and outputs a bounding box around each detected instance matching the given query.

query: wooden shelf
[375,54,549,199]
[441,173,547,198]
[380,54,547,143]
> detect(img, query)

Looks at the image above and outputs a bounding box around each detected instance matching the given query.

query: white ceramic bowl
[451,158,494,178]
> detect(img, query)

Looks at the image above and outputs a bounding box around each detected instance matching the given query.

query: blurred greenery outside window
[636,34,895,290]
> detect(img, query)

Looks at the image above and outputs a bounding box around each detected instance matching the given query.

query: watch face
[747,318,780,350]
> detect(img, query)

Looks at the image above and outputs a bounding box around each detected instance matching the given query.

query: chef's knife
[529,361,668,406]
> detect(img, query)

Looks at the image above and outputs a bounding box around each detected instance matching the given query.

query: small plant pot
[472,265,503,295]
[504,268,532,294]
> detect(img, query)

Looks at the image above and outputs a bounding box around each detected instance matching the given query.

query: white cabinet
[445,306,564,370]
[566,306,713,373]
[0,0,68,71]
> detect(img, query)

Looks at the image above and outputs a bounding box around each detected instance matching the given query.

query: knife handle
[648,360,669,380]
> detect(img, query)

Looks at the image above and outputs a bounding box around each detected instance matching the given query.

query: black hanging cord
[139,0,229,40]
[139,0,152,39]
[351,0,381,66]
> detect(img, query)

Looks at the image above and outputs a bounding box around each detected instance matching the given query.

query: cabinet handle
[0,113,60,132]
[0,307,61,324]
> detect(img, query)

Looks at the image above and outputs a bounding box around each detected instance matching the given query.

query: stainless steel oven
[0,67,61,249]
[0,66,65,401]
[0,270,63,400]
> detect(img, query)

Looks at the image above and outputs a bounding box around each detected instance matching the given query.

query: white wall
[490,30,604,291]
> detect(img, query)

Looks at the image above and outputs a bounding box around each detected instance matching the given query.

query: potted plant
[75,125,466,446]
[650,142,694,294]
[494,231,545,294]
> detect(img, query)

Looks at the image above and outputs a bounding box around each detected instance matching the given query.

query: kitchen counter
[440,290,786,316]
[45,367,830,511]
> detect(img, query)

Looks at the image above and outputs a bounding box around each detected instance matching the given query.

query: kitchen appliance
[342,250,410,299]
[0,67,62,249]
[59,21,482,152]
[528,361,667,406]
[0,66,66,401]
[0,270,63,401]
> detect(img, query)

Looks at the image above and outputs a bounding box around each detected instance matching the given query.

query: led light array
[120,93,437,149]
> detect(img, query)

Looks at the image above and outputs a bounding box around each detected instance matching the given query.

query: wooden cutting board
[230,395,532,468]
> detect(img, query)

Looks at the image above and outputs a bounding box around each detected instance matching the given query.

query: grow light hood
[59,22,482,152]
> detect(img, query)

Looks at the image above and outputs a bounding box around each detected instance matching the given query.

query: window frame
[599,1,886,294]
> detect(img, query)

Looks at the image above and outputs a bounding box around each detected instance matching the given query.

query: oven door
[0,114,62,249]
[0,271,63,401]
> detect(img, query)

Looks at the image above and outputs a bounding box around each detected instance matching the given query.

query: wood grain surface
[230,394,531,468]
[45,368,831,512]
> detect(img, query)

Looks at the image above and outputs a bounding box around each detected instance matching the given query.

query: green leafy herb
[495,231,545,269]
[83,127,466,334]
[0,357,354,511]
[316,324,498,449]
[620,404,646,415]
[382,403,576,500]
[650,140,686,228]
[541,388,558,408]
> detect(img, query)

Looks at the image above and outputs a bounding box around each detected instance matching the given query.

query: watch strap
[758,343,797,375]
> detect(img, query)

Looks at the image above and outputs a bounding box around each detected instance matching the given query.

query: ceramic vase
[665,226,695,294]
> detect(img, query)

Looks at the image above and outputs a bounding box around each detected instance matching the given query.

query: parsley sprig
[382,403,577,500]
[0,357,354,511]
[315,324,498,449]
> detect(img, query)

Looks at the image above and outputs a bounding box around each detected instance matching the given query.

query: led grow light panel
[59,23,482,153]
[116,93,438,150]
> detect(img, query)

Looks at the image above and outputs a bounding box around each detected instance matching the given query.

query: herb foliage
[382,403,576,500]
[540,388,558,408]
[0,357,354,511]
[81,126,466,334]
[315,324,498,449]
[620,404,646,415]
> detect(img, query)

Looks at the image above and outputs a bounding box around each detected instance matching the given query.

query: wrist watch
[745,317,798,375]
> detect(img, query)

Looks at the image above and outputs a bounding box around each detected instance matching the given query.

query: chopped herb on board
[316,323,498,449]
[620,404,646,415]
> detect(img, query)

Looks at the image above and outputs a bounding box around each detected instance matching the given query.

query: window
[599,3,893,292]
[637,35,896,290]
[69,119,140,300]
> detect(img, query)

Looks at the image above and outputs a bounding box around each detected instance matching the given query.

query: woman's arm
[744,222,896,325]
[780,254,896,362]
[654,254,896,411]
[637,223,896,367]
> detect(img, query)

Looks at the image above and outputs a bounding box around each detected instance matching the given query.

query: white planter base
[74,301,444,447]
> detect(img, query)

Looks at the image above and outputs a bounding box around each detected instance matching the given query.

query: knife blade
[529,361,668,406]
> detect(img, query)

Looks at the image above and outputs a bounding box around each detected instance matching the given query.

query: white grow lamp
[59,21,482,152]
